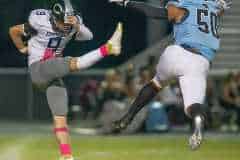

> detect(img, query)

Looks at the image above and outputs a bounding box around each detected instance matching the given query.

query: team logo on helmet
[53,3,64,15]
[50,0,75,21]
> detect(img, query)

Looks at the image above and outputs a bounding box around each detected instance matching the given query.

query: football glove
[216,0,232,11]
[109,0,129,7]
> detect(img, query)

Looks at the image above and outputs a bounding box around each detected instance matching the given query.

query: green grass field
[1,134,239,160]
[0,136,19,149]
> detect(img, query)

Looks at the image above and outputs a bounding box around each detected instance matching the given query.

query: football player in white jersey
[9,0,123,159]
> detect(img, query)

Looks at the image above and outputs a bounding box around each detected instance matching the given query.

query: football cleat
[106,22,123,56]
[111,117,130,133]
[189,116,204,150]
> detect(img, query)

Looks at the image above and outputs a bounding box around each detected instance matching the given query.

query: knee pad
[185,103,206,119]
[46,86,68,116]
[151,79,163,91]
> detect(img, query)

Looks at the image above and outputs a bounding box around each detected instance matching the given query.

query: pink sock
[60,144,72,156]
[100,45,109,57]
[54,128,72,156]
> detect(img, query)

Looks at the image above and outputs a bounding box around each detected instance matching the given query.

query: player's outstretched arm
[75,24,93,41]
[65,15,93,41]
[9,24,28,55]
[110,0,168,19]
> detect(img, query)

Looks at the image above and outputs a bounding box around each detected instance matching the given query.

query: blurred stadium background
[0,0,240,160]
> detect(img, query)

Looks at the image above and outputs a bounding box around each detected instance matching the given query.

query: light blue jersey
[167,0,221,61]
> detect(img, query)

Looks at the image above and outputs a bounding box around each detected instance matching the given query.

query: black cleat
[111,118,130,133]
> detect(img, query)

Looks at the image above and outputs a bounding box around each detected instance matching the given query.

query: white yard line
[0,138,31,160]
[0,144,22,160]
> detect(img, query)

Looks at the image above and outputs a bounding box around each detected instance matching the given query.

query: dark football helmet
[50,0,75,22]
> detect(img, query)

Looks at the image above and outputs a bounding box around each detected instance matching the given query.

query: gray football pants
[29,57,71,116]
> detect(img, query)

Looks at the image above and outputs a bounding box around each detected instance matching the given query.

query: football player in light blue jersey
[110,0,231,150]
[169,0,221,60]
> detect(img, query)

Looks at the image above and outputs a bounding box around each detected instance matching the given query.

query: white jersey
[27,9,93,66]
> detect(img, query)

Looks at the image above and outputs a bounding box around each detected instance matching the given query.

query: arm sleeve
[74,15,93,41]
[125,1,168,19]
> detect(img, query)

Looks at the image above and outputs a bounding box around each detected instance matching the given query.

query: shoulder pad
[28,9,50,30]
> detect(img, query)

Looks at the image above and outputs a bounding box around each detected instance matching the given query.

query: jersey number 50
[197,9,219,38]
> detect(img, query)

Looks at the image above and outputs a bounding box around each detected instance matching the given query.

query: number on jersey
[197,9,219,38]
[47,37,62,51]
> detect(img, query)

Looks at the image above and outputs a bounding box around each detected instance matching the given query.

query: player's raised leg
[112,78,163,132]
[69,22,123,71]
[112,46,172,133]
[30,22,123,86]
[112,70,168,133]
[62,22,123,72]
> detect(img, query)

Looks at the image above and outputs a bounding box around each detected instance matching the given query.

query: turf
[16,135,240,160]
[0,136,19,149]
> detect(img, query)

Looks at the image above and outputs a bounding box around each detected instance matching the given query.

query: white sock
[77,48,104,70]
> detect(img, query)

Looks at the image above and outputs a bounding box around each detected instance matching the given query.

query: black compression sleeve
[123,81,159,122]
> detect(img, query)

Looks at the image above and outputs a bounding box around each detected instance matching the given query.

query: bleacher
[213,0,240,70]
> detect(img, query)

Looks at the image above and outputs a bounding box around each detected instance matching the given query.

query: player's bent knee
[68,57,79,72]
[151,77,170,91]
[185,103,206,119]
[46,86,68,116]
[151,79,162,91]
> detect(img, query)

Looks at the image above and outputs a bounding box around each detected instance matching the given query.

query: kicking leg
[30,23,123,86]
[111,45,175,133]
[69,22,123,71]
